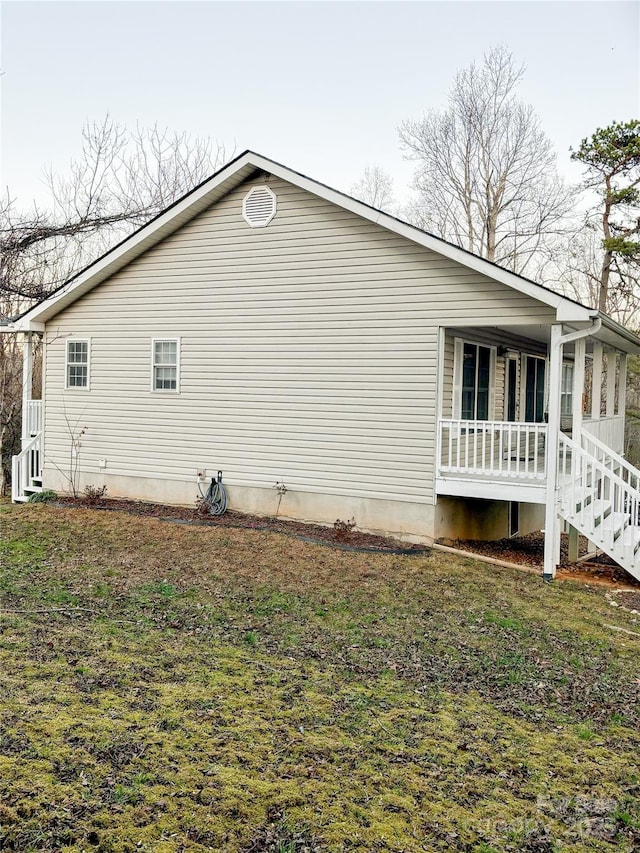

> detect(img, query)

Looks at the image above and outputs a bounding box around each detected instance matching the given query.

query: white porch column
[568,335,585,565]
[591,342,602,420]
[618,352,627,417]
[21,332,33,442]
[544,324,563,580]
[572,338,586,439]
[606,348,617,418]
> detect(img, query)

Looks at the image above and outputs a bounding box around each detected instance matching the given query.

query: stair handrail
[11,432,41,503]
[580,430,640,489]
[559,434,633,496]
[558,433,640,558]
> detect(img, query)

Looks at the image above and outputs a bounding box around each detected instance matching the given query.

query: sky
[1,0,639,211]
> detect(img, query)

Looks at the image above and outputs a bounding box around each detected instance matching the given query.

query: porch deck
[436,418,548,502]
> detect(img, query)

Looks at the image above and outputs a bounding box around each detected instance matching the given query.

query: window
[561,363,574,416]
[460,341,492,420]
[524,356,546,423]
[152,339,179,391]
[66,339,90,389]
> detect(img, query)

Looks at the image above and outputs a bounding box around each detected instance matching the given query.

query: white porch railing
[438,419,548,480]
[581,429,640,491]
[22,399,42,439]
[11,432,42,502]
[582,415,625,454]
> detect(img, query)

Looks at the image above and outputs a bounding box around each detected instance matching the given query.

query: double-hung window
[152,339,180,391]
[560,363,574,417]
[65,339,90,389]
[454,340,494,421]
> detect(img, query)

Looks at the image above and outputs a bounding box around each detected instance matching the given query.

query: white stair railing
[11,432,42,503]
[580,430,640,491]
[22,400,42,438]
[558,433,640,577]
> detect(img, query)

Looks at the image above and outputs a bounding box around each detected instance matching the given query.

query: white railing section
[582,415,625,454]
[22,399,42,439]
[438,419,548,480]
[581,429,640,491]
[11,432,42,502]
[558,433,640,562]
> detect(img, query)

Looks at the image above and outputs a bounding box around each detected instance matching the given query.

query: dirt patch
[613,589,640,611]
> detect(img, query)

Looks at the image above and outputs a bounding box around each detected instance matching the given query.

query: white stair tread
[580,499,611,520]
[600,512,628,536]
[620,525,640,550]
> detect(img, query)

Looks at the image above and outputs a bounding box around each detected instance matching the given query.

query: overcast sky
[1,0,639,210]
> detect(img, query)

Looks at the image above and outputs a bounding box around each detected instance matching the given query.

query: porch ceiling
[472,321,640,355]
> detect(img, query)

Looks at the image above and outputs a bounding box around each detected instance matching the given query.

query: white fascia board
[17,154,261,328]
[556,302,597,323]
[2,321,44,333]
[435,477,546,504]
[18,150,599,330]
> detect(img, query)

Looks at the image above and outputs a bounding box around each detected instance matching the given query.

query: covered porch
[434,321,628,504]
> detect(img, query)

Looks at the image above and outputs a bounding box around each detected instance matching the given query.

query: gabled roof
[8,150,639,351]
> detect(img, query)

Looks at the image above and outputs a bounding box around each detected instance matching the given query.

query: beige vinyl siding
[43,176,557,506]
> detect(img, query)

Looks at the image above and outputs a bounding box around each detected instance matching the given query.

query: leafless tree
[399,46,574,276]
[1,116,229,311]
[350,165,396,213]
[0,115,230,488]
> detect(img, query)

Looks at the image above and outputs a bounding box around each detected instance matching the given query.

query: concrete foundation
[435,496,545,541]
[43,467,545,546]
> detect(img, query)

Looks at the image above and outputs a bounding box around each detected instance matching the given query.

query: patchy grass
[1,502,640,852]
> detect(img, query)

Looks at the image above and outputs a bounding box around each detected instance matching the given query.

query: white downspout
[543,318,602,580]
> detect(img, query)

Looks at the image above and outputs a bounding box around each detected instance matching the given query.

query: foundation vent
[242,186,277,228]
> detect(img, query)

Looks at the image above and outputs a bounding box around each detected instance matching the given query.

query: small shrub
[27,489,58,503]
[83,485,107,505]
[333,517,356,539]
[195,495,209,515]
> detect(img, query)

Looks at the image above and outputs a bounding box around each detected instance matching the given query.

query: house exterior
[6,151,640,582]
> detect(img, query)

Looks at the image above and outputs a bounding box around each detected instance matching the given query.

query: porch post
[434,326,445,496]
[606,348,616,418]
[567,316,584,559]
[544,324,563,580]
[21,332,33,442]
[572,338,586,439]
[618,352,627,417]
[591,342,602,420]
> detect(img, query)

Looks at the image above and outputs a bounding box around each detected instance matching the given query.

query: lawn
[1,501,639,852]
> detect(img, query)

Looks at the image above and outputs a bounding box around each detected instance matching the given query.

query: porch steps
[557,433,640,582]
[14,479,43,503]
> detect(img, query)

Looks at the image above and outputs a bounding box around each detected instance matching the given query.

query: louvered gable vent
[242,186,277,227]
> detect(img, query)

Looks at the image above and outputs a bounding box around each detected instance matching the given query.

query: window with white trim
[453,339,496,421]
[66,339,90,389]
[560,362,574,416]
[152,339,180,391]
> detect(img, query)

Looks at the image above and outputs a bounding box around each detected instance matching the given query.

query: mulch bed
[53,496,429,555]
[438,531,640,587]
[52,496,640,587]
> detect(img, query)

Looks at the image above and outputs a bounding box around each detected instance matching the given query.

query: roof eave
[17,150,631,344]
